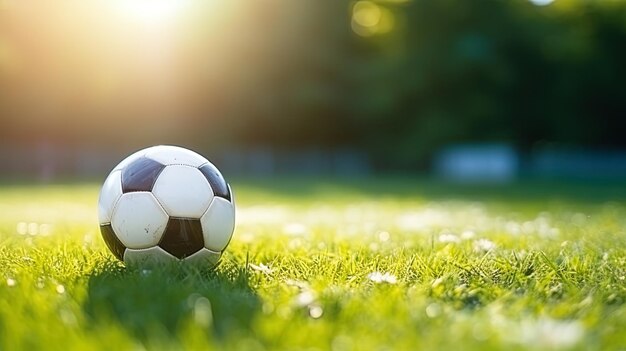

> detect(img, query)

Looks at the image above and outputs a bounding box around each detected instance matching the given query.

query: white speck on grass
[474,239,496,252]
[250,263,273,275]
[56,284,65,294]
[425,303,441,318]
[309,305,323,319]
[6,278,16,287]
[439,233,460,243]
[368,272,397,284]
[295,291,316,306]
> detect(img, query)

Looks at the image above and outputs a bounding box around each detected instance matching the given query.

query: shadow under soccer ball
[83,258,260,341]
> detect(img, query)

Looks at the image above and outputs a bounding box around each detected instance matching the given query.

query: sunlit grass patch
[0,179,624,350]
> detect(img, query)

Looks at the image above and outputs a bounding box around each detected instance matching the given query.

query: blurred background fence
[0,0,625,180]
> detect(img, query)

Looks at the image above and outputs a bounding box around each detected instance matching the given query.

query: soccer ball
[97,145,235,267]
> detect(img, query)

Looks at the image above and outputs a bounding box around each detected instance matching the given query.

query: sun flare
[113,0,191,26]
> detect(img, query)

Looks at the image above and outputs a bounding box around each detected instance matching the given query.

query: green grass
[0,178,625,350]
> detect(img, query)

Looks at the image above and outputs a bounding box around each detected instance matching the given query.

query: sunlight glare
[113,0,190,26]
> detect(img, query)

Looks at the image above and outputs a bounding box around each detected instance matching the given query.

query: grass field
[0,178,625,350]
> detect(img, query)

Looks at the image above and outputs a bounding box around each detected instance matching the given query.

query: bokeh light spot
[351,1,395,37]
[353,1,381,28]
[529,0,555,6]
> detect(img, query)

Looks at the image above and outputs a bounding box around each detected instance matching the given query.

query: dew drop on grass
[425,303,441,318]
[474,239,496,252]
[309,305,323,319]
[368,272,397,284]
[295,291,316,306]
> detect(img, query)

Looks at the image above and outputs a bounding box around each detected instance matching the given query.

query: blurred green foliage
[338,0,626,168]
[0,0,624,169]
[176,0,626,169]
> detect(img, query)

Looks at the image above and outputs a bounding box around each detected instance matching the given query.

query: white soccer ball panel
[111,192,169,249]
[183,247,221,266]
[200,197,235,251]
[98,170,122,224]
[144,145,209,167]
[124,246,178,265]
[152,165,214,218]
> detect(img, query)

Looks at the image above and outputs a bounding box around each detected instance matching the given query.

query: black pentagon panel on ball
[121,157,166,193]
[100,224,126,261]
[199,163,231,201]
[158,219,205,259]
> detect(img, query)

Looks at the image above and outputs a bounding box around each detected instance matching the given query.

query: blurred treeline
[0,0,625,170]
